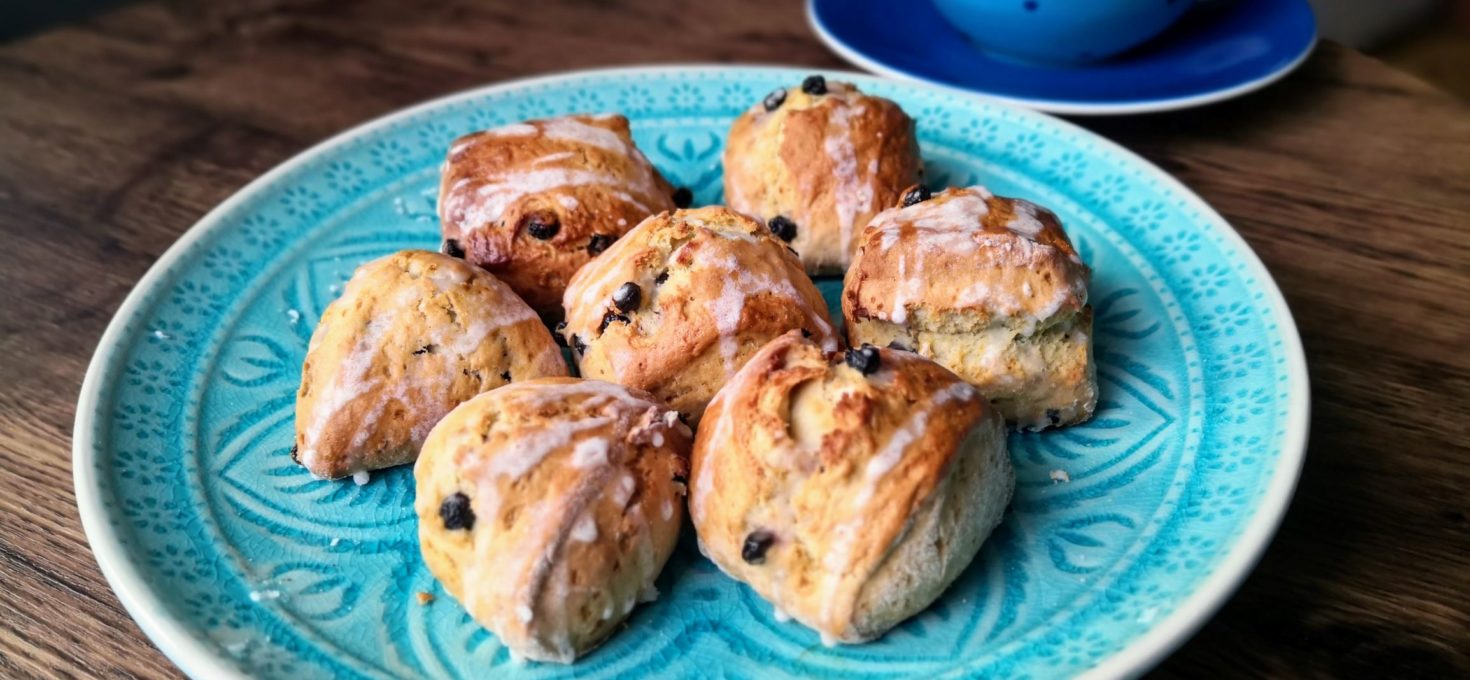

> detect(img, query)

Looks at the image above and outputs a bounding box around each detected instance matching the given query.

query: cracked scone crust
[560,206,839,425]
[439,114,677,316]
[294,250,567,479]
[843,186,1097,429]
[690,331,1013,645]
[722,79,922,274]
[415,378,691,663]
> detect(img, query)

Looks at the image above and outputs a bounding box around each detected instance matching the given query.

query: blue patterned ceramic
[810,0,1317,114]
[929,0,1195,65]
[74,66,1308,679]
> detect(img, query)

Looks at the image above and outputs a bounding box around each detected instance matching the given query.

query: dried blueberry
[1046,409,1061,426]
[413,344,435,355]
[901,185,932,207]
[599,311,630,334]
[572,334,587,355]
[845,344,881,375]
[500,370,511,381]
[742,530,776,564]
[763,88,787,111]
[800,328,812,339]
[441,239,465,258]
[553,321,569,347]
[526,213,560,240]
[672,187,693,208]
[613,282,642,312]
[654,270,669,286]
[587,234,614,255]
[672,473,688,485]
[767,215,797,242]
[439,492,475,530]
[801,75,827,95]
[289,444,299,463]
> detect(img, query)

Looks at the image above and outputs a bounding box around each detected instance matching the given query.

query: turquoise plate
[74,66,1308,679]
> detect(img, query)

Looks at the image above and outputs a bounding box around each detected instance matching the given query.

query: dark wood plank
[0,1,1466,678]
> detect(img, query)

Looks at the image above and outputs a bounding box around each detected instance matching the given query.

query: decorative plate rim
[805,0,1320,116]
[72,63,1309,680]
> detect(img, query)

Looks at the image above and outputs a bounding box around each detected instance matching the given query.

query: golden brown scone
[690,331,1013,645]
[843,186,1096,430]
[415,378,691,663]
[293,250,567,480]
[559,206,840,426]
[439,114,678,317]
[722,76,922,274]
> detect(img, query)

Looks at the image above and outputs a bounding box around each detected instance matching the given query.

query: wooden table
[2,1,1467,677]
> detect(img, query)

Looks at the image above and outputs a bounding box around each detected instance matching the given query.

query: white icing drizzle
[570,513,599,543]
[1006,199,1045,237]
[865,187,1087,321]
[570,438,609,468]
[300,256,539,473]
[563,216,838,375]
[488,416,614,479]
[820,378,977,630]
[458,380,683,661]
[612,473,636,508]
[444,116,665,235]
[485,123,538,138]
[532,151,574,165]
[822,102,874,257]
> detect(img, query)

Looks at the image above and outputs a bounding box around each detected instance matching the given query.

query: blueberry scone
[690,331,1013,645]
[559,206,839,426]
[843,186,1096,429]
[439,114,680,317]
[415,378,691,663]
[293,250,566,480]
[722,75,922,274]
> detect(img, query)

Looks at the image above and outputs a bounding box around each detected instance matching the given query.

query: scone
[559,206,839,426]
[415,378,691,663]
[690,331,1013,645]
[722,75,922,274]
[439,114,679,317]
[294,250,567,480]
[843,186,1096,430]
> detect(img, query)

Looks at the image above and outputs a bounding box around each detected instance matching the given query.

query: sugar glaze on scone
[439,114,677,316]
[723,76,922,274]
[294,250,566,479]
[415,378,691,663]
[690,331,1013,645]
[560,206,839,425]
[843,186,1096,429]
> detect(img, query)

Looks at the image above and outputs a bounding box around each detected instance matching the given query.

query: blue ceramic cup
[930,0,1197,64]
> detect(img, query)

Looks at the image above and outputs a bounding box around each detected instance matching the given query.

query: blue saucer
[808,0,1317,114]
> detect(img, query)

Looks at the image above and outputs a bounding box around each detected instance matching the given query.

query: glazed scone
[439,114,678,317]
[294,250,566,479]
[722,75,922,274]
[559,206,839,426]
[843,186,1096,430]
[415,378,691,663]
[690,331,1013,645]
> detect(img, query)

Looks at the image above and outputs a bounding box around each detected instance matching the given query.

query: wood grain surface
[1,1,1467,677]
